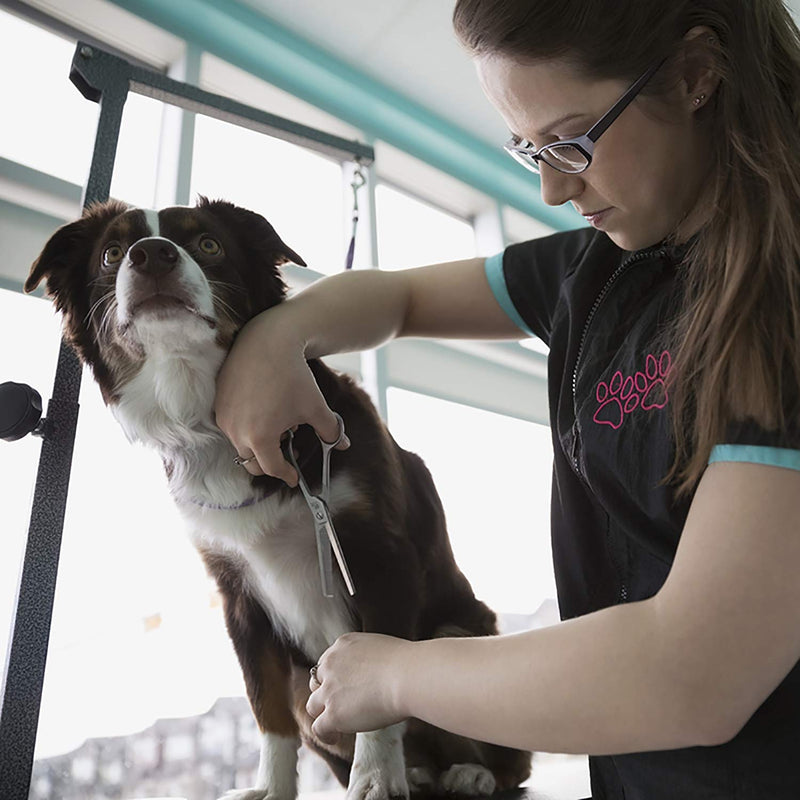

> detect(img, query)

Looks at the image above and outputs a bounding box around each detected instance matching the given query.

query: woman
[214,0,800,796]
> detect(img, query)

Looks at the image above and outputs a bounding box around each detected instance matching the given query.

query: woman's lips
[582,208,613,228]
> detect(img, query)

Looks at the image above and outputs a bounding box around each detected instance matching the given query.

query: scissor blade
[285,425,354,597]
[322,517,356,596]
[313,522,335,598]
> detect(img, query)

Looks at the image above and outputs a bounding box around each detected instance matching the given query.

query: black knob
[0,382,44,442]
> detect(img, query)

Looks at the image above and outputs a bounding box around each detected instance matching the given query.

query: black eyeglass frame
[503,58,666,175]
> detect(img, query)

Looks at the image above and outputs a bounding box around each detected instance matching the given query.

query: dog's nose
[128,238,179,276]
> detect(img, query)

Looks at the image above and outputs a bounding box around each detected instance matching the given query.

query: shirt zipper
[568,245,668,605]
[569,245,668,480]
[571,245,667,605]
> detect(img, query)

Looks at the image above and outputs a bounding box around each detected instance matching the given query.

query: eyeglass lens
[510,143,589,174]
[541,144,589,173]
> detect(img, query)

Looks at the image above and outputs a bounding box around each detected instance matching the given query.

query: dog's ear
[25,200,129,377]
[25,200,130,301]
[197,197,307,267]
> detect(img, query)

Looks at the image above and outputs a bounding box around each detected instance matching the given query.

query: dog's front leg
[221,604,299,800]
[203,552,299,800]
[222,730,299,800]
[348,724,409,800]
[340,525,425,800]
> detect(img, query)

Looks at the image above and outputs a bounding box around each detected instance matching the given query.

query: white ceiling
[241,0,800,153]
[239,0,509,149]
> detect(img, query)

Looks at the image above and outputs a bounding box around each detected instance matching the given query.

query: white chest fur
[185,480,359,661]
[111,323,359,661]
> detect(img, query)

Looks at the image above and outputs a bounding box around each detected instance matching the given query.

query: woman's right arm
[214,257,523,483]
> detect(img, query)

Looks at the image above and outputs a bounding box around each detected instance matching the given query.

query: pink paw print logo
[593,350,671,430]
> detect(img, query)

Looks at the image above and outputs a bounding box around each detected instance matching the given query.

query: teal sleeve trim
[709,444,800,472]
[484,252,536,337]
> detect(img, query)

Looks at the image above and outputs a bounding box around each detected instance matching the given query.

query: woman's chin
[604,225,667,253]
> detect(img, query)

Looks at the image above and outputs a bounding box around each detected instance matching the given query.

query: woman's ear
[681,26,722,114]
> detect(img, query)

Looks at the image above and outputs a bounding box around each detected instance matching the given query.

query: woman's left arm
[306,461,800,754]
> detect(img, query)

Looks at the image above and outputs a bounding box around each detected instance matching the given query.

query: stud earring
[693,94,706,107]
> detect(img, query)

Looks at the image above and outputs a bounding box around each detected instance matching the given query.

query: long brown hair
[454,0,800,497]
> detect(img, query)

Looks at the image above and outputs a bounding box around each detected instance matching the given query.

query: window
[191,115,346,275]
[386,388,557,621]
[0,8,166,210]
[0,9,96,184]
[376,183,477,269]
[109,93,165,208]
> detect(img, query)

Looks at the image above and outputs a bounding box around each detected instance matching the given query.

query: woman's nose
[539,164,584,207]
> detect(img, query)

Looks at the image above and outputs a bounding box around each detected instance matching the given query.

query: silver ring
[233,454,256,467]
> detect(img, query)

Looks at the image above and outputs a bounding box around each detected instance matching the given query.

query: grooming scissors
[286,413,356,598]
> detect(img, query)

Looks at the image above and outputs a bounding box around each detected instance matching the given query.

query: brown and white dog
[26,198,531,800]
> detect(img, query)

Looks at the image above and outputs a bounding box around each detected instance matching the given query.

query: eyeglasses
[503,59,665,175]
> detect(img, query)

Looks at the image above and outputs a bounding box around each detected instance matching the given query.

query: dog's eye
[103,244,124,267]
[199,236,221,255]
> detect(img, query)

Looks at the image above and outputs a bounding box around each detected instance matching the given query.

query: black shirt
[487,228,800,799]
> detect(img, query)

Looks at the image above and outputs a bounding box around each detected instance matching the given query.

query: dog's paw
[347,767,410,800]
[406,766,437,794]
[219,790,289,800]
[439,764,496,796]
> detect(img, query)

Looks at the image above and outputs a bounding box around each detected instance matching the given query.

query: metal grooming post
[0,41,373,800]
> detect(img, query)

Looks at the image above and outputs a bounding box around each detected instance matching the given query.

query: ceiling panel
[239,0,508,147]
[240,0,800,156]
[24,0,185,66]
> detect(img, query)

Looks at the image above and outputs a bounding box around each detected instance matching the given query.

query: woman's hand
[214,307,347,485]
[306,633,412,743]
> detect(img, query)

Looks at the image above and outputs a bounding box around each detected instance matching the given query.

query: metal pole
[0,46,127,798]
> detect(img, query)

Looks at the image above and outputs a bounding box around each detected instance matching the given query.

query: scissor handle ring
[319,412,346,449]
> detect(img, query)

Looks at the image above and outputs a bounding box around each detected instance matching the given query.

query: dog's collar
[189,425,322,511]
[190,492,273,511]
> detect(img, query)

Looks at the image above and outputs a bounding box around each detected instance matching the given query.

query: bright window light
[520,336,550,355]
[0,10,96,184]
[376,184,477,269]
[191,115,346,275]
[110,93,164,208]
[0,9,164,207]
[386,387,557,616]
[0,289,62,673]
